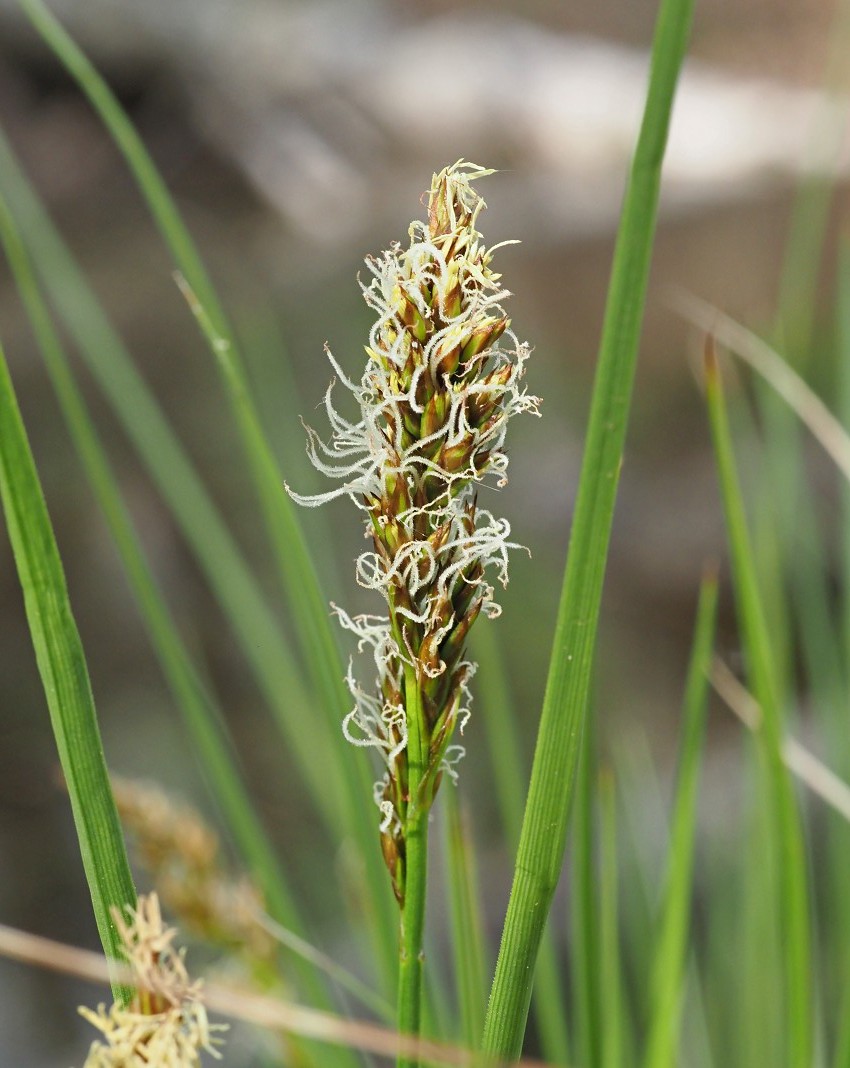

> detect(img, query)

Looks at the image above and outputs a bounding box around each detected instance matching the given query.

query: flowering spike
[77,893,227,1066]
[290,161,539,904]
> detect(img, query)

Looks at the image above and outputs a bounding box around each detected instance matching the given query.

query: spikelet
[78,894,227,1067]
[290,161,538,903]
[112,775,275,965]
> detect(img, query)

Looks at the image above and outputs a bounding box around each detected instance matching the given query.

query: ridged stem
[397,662,430,1068]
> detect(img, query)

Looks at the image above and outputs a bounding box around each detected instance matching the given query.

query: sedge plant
[8,0,850,1064]
[288,160,539,1057]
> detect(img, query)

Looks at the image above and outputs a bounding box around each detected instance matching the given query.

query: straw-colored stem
[398,662,429,1068]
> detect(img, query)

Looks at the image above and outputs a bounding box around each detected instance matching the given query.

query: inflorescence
[78,894,227,1067]
[290,160,539,903]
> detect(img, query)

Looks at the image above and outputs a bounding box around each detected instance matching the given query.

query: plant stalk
[397,663,430,1068]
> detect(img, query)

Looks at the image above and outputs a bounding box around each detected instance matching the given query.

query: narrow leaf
[704,342,813,1067]
[443,790,488,1051]
[13,0,400,967]
[0,334,135,1000]
[643,569,718,1068]
[599,770,623,1068]
[571,716,601,1068]
[472,623,571,1063]
[0,189,299,929]
[482,0,695,1054]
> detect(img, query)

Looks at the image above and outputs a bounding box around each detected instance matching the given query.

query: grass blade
[836,239,850,691]
[481,0,694,1054]
[643,569,718,1068]
[0,189,297,927]
[833,239,850,1068]
[471,623,571,1064]
[0,125,349,830]
[571,715,600,1068]
[0,188,366,1068]
[176,276,397,981]
[703,342,813,1068]
[443,790,488,1052]
[0,333,135,1000]
[12,0,399,972]
[598,770,623,1068]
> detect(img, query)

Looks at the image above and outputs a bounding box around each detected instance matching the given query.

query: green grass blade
[643,570,718,1068]
[839,241,850,686]
[704,344,813,1068]
[599,770,623,1068]
[11,0,399,971]
[443,790,488,1052]
[481,0,694,1054]
[0,189,297,929]
[0,126,344,827]
[739,772,783,1068]
[829,237,850,1068]
[571,719,601,1068]
[774,0,850,363]
[176,277,397,981]
[0,190,366,1068]
[471,623,571,1064]
[0,333,135,1001]
[834,984,850,1068]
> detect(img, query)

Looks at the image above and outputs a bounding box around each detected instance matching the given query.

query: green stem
[398,662,430,1068]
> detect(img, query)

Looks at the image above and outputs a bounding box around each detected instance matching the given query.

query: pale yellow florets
[78,894,227,1067]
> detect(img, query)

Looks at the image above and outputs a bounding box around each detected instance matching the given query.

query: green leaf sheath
[0,335,135,1001]
[481,0,695,1057]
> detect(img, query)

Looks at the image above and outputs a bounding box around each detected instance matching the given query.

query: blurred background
[0,0,847,1062]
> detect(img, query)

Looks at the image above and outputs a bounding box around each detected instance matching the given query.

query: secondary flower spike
[290,161,539,904]
[78,894,227,1066]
